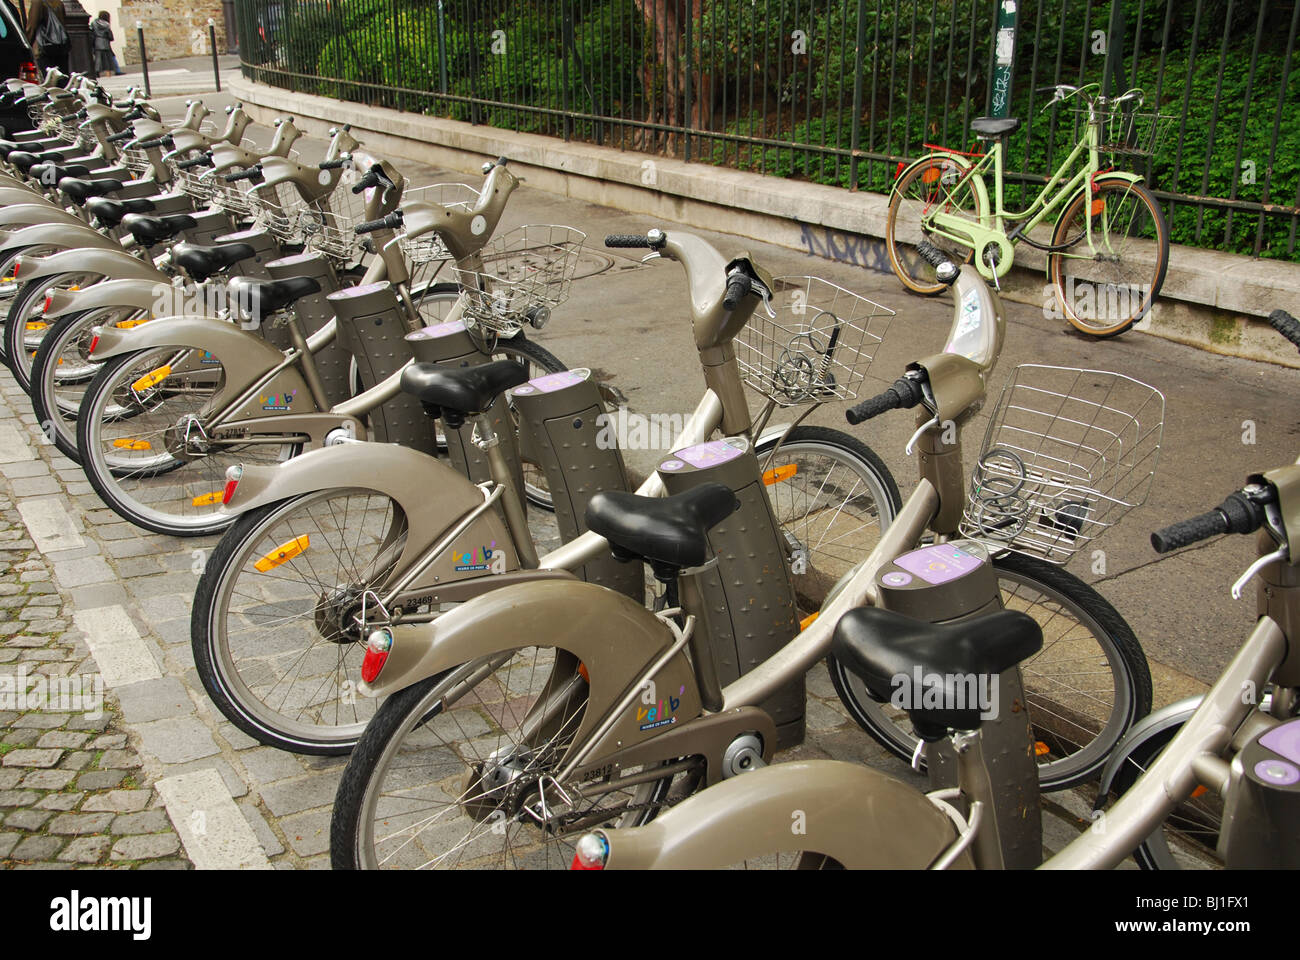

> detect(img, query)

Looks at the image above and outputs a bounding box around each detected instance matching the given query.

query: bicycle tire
[1048,177,1169,338]
[886,155,983,296]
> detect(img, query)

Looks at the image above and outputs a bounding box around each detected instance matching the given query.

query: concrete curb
[229,77,1300,370]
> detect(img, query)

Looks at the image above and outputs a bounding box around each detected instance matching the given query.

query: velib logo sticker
[636,680,684,731]
[453,539,506,573]
[50,890,151,941]
[258,389,297,411]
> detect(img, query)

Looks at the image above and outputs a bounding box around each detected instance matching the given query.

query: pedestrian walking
[92,11,124,77]
[24,0,69,76]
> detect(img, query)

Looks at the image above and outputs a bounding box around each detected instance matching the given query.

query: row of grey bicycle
[0,66,1294,870]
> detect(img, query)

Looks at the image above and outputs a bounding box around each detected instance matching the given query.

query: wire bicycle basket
[397,183,482,264]
[250,180,306,242]
[299,186,371,263]
[1076,102,1175,158]
[735,277,894,407]
[452,224,585,335]
[959,364,1165,565]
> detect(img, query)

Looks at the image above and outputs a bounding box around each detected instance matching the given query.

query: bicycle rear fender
[88,314,292,416]
[0,189,53,207]
[1094,695,1201,810]
[891,151,991,216]
[0,222,124,257]
[43,277,163,319]
[363,579,702,759]
[218,441,521,601]
[16,247,165,284]
[0,202,85,230]
[595,759,970,869]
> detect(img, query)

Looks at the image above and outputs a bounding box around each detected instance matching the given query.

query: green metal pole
[989,0,1018,118]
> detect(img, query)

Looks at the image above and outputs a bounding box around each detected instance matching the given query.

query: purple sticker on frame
[673,439,746,469]
[893,543,984,585]
[524,370,586,394]
[1259,720,1300,765]
[1254,759,1300,786]
[408,319,467,341]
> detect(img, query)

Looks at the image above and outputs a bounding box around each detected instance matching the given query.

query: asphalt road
[177,92,1300,702]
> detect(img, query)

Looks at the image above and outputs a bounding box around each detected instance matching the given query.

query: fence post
[437,0,449,98]
[683,5,692,162]
[391,0,405,112]
[990,0,1018,117]
[1101,0,1128,97]
[208,18,221,92]
[136,21,150,99]
[560,0,571,141]
[848,0,866,190]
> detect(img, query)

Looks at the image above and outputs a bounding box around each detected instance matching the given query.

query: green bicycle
[887,83,1170,339]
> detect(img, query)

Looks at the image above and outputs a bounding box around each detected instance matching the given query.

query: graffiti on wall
[797,223,892,276]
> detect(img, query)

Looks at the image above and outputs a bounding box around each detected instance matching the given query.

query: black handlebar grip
[136,136,173,149]
[723,273,752,311]
[224,166,263,183]
[107,130,133,143]
[318,156,349,170]
[604,235,653,248]
[355,211,402,235]
[1268,309,1300,351]
[846,388,905,426]
[916,240,957,278]
[1151,510,1229,553]
[351,170,380,194]
[176,154,212,170]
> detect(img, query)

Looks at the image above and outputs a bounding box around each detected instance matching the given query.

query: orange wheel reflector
[25,320,47,331]
[920,167,941,184]
[1090,199,1106,216]
[69,285,80,292]
[191,491,224,507]
[131,364,171,392]
[111,437,151,450]
[799,612,819,631]
[116,317,148,329]
[254,535,310,573]
[1034,740,1051,757]
[1190,785,1207,799]
[763,464,798,486]
[577,662,590,682]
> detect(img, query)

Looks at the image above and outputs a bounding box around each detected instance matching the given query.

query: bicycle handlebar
[107,130,133,144]
[355,210,403,235]
[224,165,264,183]
[1151,491,1267,553]
[845,375,927,425]
[175,153,213,170]
[915,240,959,285]
[319,154,350,170]
[723,272,752,310]
[1268,309,1300,352]
[135,135,173,150]
[604,234,666,249]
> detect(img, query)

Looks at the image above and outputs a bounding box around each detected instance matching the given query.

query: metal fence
[236,0,1300,260]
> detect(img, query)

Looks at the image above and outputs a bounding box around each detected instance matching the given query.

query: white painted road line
[0,421,34,463]
[17,496,84,553]
[72,605,162,687]
[157,769,272,870]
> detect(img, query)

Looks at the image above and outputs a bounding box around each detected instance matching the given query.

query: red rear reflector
[361,628,394,684]
[221,464,244,505]
[88,333,100,355]
[43,295,53,314]
[895,161,905,179]
[570,833,609,869]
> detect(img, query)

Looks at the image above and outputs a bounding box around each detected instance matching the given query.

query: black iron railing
[236,0,1300,261]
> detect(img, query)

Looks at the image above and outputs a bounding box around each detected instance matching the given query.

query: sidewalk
[95,55,240,98]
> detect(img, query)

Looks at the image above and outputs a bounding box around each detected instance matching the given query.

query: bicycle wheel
[192,487,406,754]
[30,305,143,463]
[0,245,57,371]
[753,426,901,612]
[1048,177,1169,338]
[886,155,984,295]
[1106,719,1223,870]
[77,346,298,537]
[5,272,99,392]
[829,552,1152,791]
[331,651,685,869]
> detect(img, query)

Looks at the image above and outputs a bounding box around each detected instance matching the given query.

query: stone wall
[117,0,225,63]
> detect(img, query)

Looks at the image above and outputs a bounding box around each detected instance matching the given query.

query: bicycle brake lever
[640,252,661,263]
[1231,544,1290,600]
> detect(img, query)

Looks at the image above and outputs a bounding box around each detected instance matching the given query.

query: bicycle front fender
[891,152,991,214]
[1094,695,1201,809]
[0,222,123,257]
[365,579,701,762]
[16,247,164,284]
[43,276,165,318]
[1046,171,1146,277]
[595,759,970,869]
